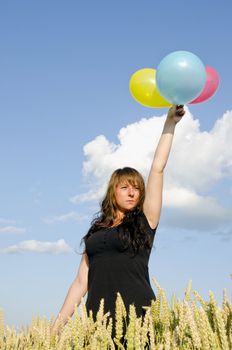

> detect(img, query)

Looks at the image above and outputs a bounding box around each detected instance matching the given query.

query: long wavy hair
[80,167,154,256]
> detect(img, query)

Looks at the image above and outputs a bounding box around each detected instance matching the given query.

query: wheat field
[0,279,231,349]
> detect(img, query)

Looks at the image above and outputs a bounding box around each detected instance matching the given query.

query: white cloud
[70,186,106,204]
[72,108,232,232]
[165,109,232,191]
[0,226,26,234]
[0,239,72,254]
[162,187,232,231]
[164,186,230,217]
[43,211,88,224]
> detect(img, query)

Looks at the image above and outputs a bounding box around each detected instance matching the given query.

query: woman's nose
[128,187,135,196]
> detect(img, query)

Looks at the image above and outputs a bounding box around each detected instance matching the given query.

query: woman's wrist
[163,117,176,134]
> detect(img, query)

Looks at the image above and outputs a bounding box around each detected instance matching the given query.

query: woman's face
[114,180,140,213]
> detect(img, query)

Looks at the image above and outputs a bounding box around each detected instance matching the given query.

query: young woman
[52,105,185,340]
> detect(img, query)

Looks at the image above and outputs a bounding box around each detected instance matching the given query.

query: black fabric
[85,211,157,341]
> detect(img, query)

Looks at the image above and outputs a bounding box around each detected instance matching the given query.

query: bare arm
[51,252,89,334]
[143,105,185,228]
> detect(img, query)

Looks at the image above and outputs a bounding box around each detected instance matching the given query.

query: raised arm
[143,105,185,229]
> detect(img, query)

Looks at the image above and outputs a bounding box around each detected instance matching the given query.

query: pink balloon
[190,65,220,104]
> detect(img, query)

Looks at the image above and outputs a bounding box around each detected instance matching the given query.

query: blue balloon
[156,51,206,105]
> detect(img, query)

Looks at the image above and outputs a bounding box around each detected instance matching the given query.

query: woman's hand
[167,105,185,124]
[50,318,64,340]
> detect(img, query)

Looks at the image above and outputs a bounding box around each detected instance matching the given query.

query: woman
[52,105,185,342]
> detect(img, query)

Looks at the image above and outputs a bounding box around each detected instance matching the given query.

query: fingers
[175,105,185,117]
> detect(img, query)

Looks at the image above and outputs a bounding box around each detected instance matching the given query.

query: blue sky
[0,0,231,328]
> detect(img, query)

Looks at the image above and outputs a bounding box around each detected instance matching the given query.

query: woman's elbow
[73,278,88,296]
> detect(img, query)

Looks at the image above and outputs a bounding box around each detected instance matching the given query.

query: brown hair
[79,167,155,256]
[99,167,145,227]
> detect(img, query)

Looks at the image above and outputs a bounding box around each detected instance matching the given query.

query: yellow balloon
[129,68,172,108]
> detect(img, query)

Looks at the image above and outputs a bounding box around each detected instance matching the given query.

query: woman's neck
[112,210,124,226]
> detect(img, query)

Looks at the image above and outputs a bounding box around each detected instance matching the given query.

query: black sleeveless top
[85,212,157,326]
